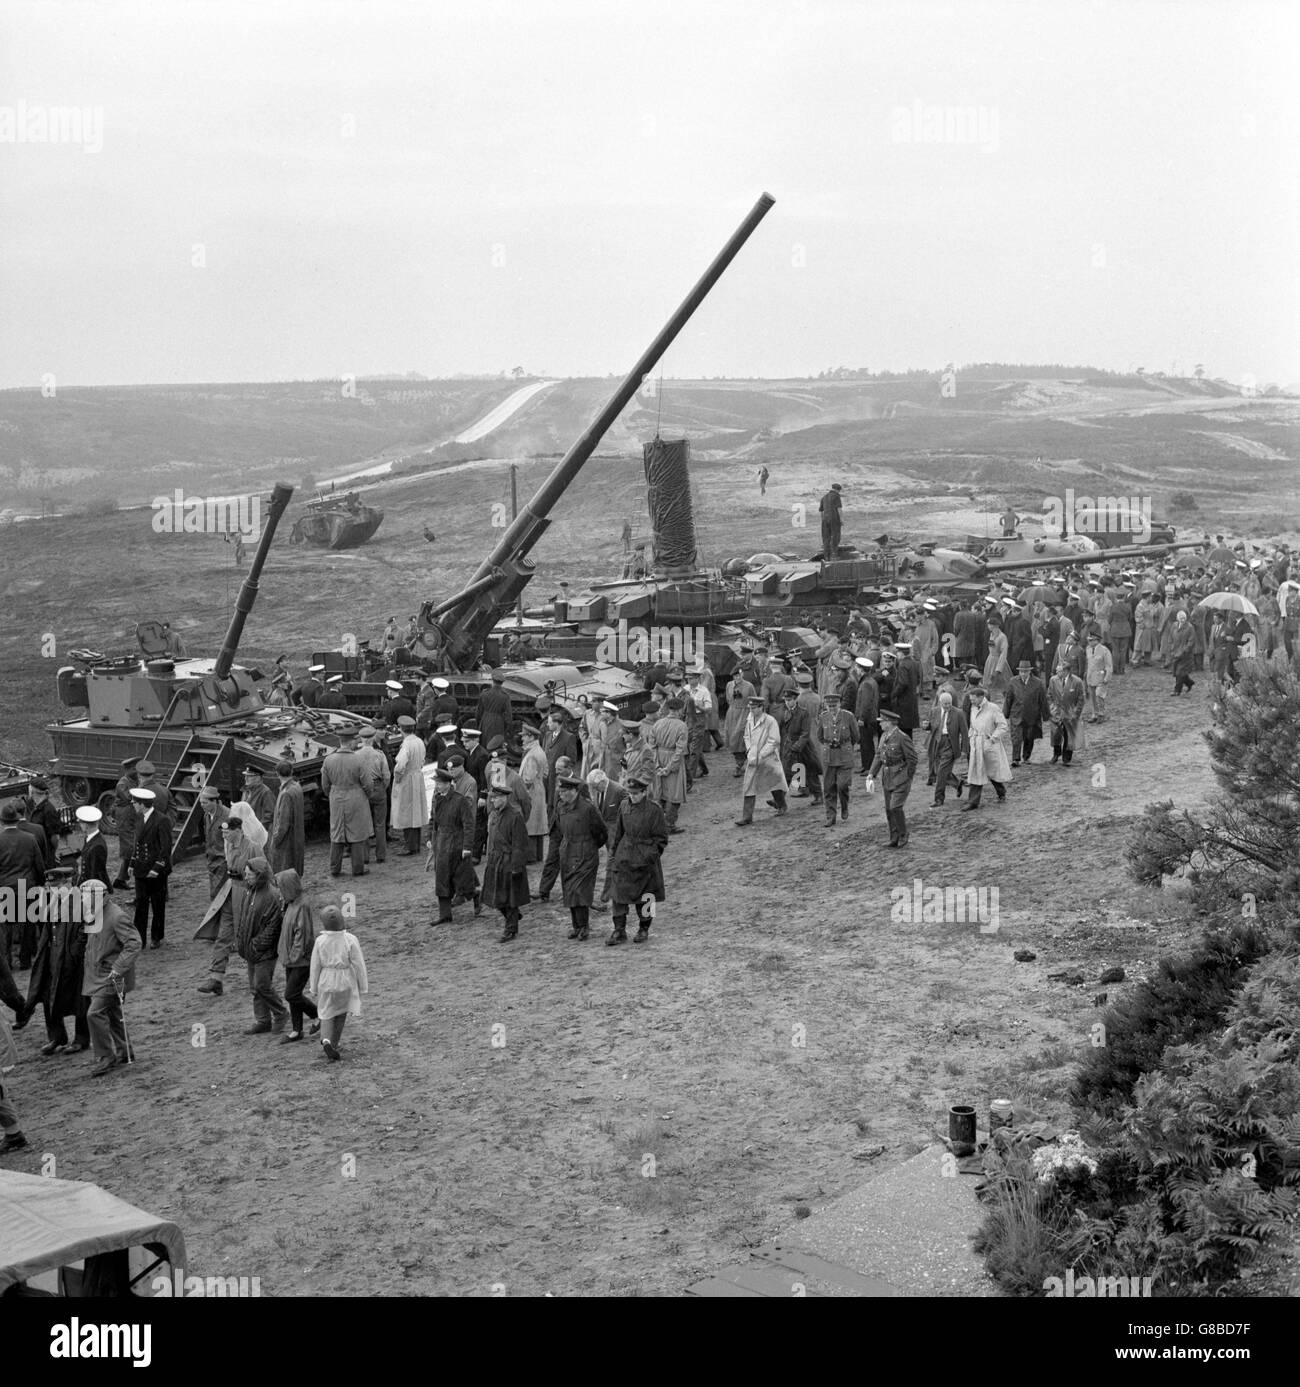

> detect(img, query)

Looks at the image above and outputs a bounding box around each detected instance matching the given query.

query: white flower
[1031,1133,1099,1184]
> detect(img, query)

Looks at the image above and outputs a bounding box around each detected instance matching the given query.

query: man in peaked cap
[27,808,97,1054]
[133,760,170,820]
[318,674,347,711]
[383,678,415,726]
[241,766,276,834]
[866,707,918,847]
[129,786,172,949]
[538,774,608,941]
[293,665,326,708]
[815,688,859,825]
[605,772,668,945]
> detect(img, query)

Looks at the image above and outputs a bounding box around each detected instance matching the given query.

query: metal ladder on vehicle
[168,736,235,863]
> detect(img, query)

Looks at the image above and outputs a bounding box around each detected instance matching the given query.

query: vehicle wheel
[60,775,94,807]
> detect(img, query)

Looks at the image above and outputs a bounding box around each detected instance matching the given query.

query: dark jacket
[130,809,173,878]
[889,656,921,732]
[610,797,668,906]
[474,686,515,746]
[1003,674,1050,733]
[481,801,529,909]
[539,797,607,906]
[235,864,282,963]
[76,832,111,889]
[0,824,45,890]
[430,788,477,901]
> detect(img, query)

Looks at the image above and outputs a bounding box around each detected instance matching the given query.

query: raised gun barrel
[426,192,776,669]
[214,482,295,680]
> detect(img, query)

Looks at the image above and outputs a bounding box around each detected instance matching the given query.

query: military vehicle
[736,531,1203,630]
[323,193,777,727]
[289,490,384,550]
[46,483,370,859]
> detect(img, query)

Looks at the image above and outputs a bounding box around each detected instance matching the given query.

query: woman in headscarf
[306,905,368,1063]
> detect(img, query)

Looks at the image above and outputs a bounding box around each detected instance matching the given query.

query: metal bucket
[990,1099,1014,1135]
[948,1104,977,1157]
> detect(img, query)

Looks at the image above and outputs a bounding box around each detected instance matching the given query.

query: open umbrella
[1195,592,1259,617]
[1019,583,1064,606]
[1172,552,1203,571]
[1207,545,1236,566]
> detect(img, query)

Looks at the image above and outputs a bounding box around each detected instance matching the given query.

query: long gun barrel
[426,192,776,669]
[214,482,294,679]
[979,537,1204,576]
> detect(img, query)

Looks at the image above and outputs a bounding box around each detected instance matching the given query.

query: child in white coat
[306,905,368,1063]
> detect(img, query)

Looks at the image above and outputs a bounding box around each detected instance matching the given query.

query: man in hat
[270,761,306,875]
[586,701,626,782]
[382,616,399,653]
[518,723,550,862]
[683,669,713,783]
[25,778,64,857]
[814,689,859,825]
[318,674,347,711]
[241,766,276,834]
[1003,658,1050,767]
[388,716,426,857]
[129,787,172,949]
[648,696,688,833]
[962,683,1012,810]
[1084,631,1113,722]
[927,691,968,806]
[82,880,141,1076]
[383,679,415,725]
[1107,588,1133,674]
[724,662,758,775]
[737,693,788,826]
[1005,600,1035,674]
[1,796,47,972]
[474,669,515,748]
[620,716,657,792]
[1047,655,1087,765]
[485,736,532,822]
[891,643,921,738]
[321,728,377,874]
[538,775,608,940]
[865,708,918,846]
[481,782,529,942]
[607,774,668,945]
[27,806,99,1055]
[352,729,390,866]
[585,768,626,911]
[780,687,822,805]
[195,786,235,995]
[1055,625,1086,680]
[819,482,844,557]
[913,604,940,685]
[1169,609,1198,696]
[851,656,878,773]
[427,767,479,925]
[133,760,170,821]
[293,665,326,708]
[541,707,579,813]
[109,757,140,889]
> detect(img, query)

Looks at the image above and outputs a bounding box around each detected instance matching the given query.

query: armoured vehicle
[324,193,777,726]
[46,483,370,859]
[289,490,384,550]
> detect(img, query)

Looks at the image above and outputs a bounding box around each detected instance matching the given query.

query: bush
[1170,490,1198,511]
[1070,922,1270,1115]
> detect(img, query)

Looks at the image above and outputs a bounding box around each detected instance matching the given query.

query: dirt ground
[7,659,1216,1295]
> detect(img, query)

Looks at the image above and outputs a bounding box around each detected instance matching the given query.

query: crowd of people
[2,529,1292,1155]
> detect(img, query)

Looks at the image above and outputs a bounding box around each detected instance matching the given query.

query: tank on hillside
[289,491,384,550]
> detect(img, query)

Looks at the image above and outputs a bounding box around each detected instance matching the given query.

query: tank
[289,491,384,550]
[45,483,372,858]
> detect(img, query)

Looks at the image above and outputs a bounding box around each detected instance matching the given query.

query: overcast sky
[1,0,1296,387]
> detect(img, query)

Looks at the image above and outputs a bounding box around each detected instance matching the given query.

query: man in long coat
[962,684,1013,810]
[28,807,99,1054]
[481,783,530,942]
[866,708,918,846]
[1002,658,1051,766]
[541,709,579,813]
[109,757,139,889]
[270,762,306,875]
[724,669,756,774]
[196,786,235,997]
[387,716,427,856]
[890,644,921,736]
[779,688,822,805]
[607,774,668,946]
[736,694,788,826]
[354,729,390,865]
[1005,601,1035,672]
[240,768,276,835]
[587,702,626,781]
[539,776,608,941]
[485,740,532,823]
[927,691,968,806]
[1047,663,1087,765]
[853,657,879,774]
[648,697,688,833]
[474,669,515,748]
[427,768,478,925]
[519,724,550,861]
[1170,609,1198,696]
[320,728,376,875]
[82,889,141,1076]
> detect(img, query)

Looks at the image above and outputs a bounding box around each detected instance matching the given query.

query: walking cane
[112,973,134,1066]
